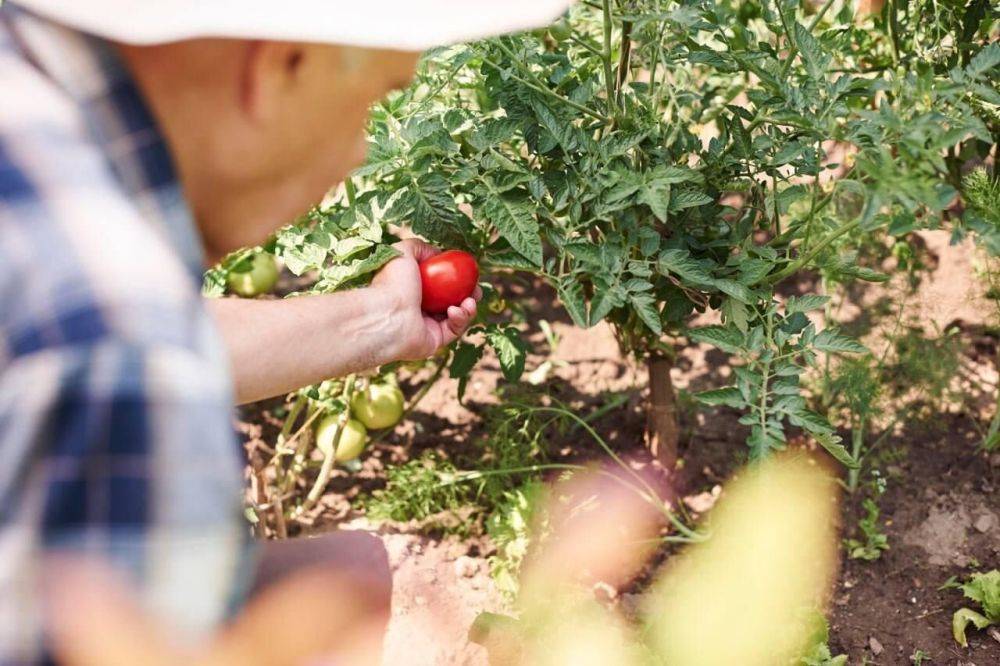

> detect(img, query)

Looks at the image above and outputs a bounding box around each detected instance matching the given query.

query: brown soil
[238,231,1000,665]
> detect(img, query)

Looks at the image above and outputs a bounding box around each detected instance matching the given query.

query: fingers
[427,297,478,350]
[392,238,439,263]
[472,286,483,301]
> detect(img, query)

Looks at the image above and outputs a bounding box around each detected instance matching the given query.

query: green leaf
[696,386,745,408]
[688,325,744,354]
[557,279,590,328]
[480,188,543,266]
[486,326,527,381]
[952,608,994,647]
[722,297,749,333]
[786,295,830,314]
[468,118,521,152]
[713,278,754,305]
[450,342,485,401]
[315,244,401,292]
[392,173,471,249]
[529,98,577,152]
[629,292,663,334]
[669,189,714,212]
[450,342,484,379]
[657,249,714,284]
[965,41,1000,79]
[813,329,867,354]
[486,249,541,271]
[961,570,1000,620]
[793,22,830,80]
[649,164,704,185]
[638,179,670,222]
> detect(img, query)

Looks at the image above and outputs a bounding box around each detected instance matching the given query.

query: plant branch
[479,53,609,122]
[766,218,863,284]
[601,0,616,115]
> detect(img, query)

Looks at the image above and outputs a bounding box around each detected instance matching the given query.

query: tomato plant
[227,0,998,537]
[420,249,479,313]
[320,1,995,467]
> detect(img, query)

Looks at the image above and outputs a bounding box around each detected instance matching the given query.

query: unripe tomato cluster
[312,247,478,463]
[314,383,405,462]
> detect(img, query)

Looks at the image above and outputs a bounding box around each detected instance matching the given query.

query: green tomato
[316,416,368,462]
[548,18,572,42]
[351,384,405,430]
[227,253,279,297]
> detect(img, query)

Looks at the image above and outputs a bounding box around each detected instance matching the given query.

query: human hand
[370,240,481,361]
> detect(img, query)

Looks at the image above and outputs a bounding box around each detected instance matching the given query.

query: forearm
[207,287,404,405]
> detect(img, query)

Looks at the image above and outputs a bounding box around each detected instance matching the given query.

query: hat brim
[12,0,573,50]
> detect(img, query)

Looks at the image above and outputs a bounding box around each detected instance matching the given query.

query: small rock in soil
[682,486,721,513]
[974,512,997,533]
[990,453,1000,468]
[868,636,883,656]
[989,626,1000,645]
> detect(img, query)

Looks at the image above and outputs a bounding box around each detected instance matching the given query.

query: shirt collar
[3,7,207,277]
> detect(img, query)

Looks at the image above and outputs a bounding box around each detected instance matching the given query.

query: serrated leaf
[696,386,745,408]
[649,164,704,185]
[669,189,714,212]
[688,325,744,354]
[450,342,485,401]
[813,431,859,468]
[450,341,485,379]
[786,407,834,436]
[736,257,773,285]
[486,249,541,271]
[392,173,470,249]
[557,279,590,328]
[965,42,1000,79]
[480,187,543,266]
[961,570,1000,620]
[722,297,749,333]
[713,278,754,304]
[786,295,830,313]
[315,244,401,292]
[638,178,671,222]
[793,22,830,80]
[657,248,714,284]
[529,98,577,152]
[486,326,527,381]
[814,329,867,354]
[468,117,521,152]
[630,292,663,334]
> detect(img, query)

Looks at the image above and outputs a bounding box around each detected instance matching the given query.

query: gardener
[0,0,571,662]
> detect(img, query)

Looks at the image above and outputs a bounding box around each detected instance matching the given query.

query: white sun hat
[10,0,575,50]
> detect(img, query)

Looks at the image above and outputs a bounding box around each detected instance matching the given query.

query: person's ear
[239,41,307,123]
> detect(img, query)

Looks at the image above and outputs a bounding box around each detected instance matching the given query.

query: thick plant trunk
[646,353,679,470]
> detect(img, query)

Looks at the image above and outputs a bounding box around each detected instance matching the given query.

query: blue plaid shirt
[0,8,252,663]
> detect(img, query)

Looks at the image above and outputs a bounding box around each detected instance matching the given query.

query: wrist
[360,283,411,363]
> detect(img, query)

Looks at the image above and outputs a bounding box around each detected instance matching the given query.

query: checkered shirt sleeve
[0,10,253,664]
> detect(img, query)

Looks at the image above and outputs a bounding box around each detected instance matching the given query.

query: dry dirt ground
[240,232,1000,665]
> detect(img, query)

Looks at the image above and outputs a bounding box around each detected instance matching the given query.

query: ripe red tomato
[419,250,479,314]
